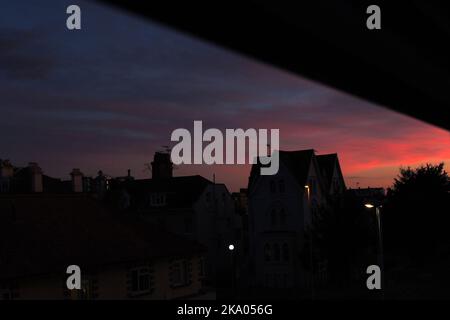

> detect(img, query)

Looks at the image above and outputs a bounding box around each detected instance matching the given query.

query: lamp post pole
[365,203,384,299]
[305,185,314,300]
[375,206,385,299]
[228,244,235,297]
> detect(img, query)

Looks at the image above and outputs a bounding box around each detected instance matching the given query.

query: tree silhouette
[310,194,376,287]
[384,163,450,265]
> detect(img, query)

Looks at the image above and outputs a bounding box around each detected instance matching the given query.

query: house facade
[247,150,346,290]
[112,152,242,284]
[0,160,206,300]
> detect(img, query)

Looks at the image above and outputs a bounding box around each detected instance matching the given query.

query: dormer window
[150,193,166,207]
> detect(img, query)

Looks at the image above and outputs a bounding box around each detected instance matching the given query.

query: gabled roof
[0,194,204,280]
[248,149,315,191]
[122,175,213,209]
[316,153,338,192]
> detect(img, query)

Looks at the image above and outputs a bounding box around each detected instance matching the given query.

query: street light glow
[365,203,375,208]
[228,244,235,251]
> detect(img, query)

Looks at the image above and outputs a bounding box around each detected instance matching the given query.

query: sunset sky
[1,1,449,192]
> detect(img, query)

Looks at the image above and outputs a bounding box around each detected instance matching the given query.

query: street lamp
[228,244,236,296]
[365,202,384,298]
[305,185,314,299]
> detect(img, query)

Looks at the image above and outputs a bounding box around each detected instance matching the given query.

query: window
[282,243,290,261]
[150,193,166,206]
[0,287,13,300]
[264,243,271,262]
[270,180,276,193]
[171,260,190,287]
[130,267,152,295]
[270,207,286,227]
[279,179,285,193]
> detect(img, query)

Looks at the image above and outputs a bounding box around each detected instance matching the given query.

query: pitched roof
[0,194,204,280]
[316,153,338,191]
[122,175,212,209]
[248,150,315,191]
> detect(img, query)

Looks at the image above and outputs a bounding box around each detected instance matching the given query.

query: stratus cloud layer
[0,0,449,192]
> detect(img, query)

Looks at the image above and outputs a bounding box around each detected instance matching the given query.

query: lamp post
[228,244,236,297]
[305,185,314,299]
[365,203,384,298]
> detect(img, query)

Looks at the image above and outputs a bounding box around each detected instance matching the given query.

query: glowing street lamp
[305,184,314,299]
[365,202,384,298]
[228,244,236,295]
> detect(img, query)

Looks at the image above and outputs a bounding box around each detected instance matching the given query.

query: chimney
[0,160,14,193]
[28,162,43,193]
[151,152,173,180]
[70,168,84,193]
[0,159,14,178]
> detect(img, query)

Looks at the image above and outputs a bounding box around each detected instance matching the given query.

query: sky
[1,1,449,192]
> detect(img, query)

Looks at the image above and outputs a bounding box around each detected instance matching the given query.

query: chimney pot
[28,162,43,193]
[70,168,84,193]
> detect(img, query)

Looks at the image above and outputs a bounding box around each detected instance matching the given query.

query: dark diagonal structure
[99,0,450,130]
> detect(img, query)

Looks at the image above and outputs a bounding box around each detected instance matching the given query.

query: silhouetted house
[316,154,346,196]
[231,188,249,259]
[247,149,346,290]
[115,152,241,284]
[0,159,119,198]
[1,161,71,193]
[0,193,205,300]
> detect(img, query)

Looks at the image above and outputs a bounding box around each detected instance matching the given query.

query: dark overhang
[99,0,450,130]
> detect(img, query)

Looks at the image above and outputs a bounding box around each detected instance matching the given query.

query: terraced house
[0,160,205,300]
